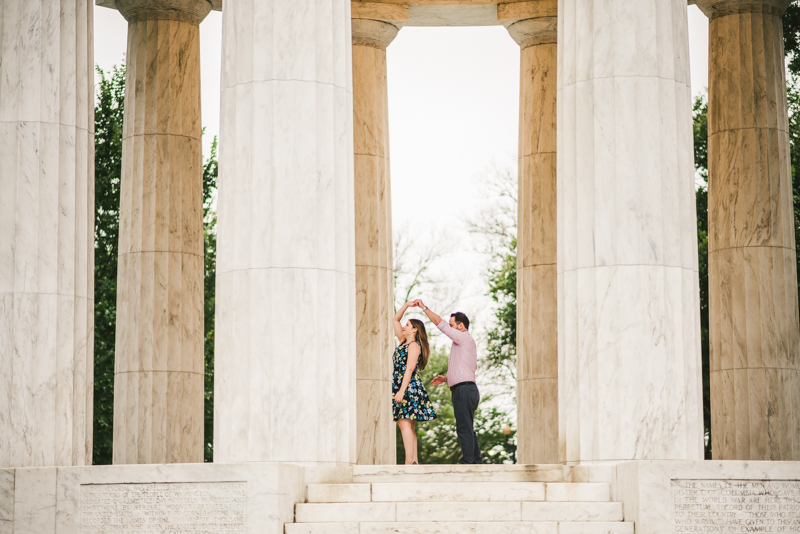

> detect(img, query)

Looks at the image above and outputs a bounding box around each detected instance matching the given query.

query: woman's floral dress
[392,341,437,422]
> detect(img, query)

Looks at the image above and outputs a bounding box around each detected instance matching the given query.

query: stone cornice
[692,0,792,18]
[96,0,220,17]
[352,1,410,23]
[498,0,557,21]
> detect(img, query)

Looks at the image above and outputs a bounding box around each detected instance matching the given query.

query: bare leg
[397,419,416,465]
[411,420,419,464]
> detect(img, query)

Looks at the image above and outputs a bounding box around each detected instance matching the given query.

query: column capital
[352,19,401,50]
[111,0,213,24]
[507,17,557,48]
[692,0,792,19]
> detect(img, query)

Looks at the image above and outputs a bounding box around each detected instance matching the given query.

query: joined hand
[431,375,447,386]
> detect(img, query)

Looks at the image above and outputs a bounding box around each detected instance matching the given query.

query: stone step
[352,464,564,483]
[522,502,623,522]
[294,502,623,523]
[306,483,611,503]
[286,522,633,534]
[308,484,372,503]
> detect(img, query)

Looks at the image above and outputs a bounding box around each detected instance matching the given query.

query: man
[414,300,481,464]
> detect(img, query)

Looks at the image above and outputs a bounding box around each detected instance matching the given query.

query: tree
[468,164,518,388]
[692,94,712,459]
[783,3,800,75]
[93,64,125,465]
[203,138,218,462]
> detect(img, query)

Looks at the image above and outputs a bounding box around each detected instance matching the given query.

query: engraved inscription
[81,482,246,533]
[672,480,800,534]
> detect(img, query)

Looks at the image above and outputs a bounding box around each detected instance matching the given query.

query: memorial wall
[81,483,247,533]
[672,480,800,534]
[0,463,308,534]
[617,461,800,534]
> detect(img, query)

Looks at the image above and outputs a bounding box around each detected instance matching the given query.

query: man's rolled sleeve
[436,320,467,344]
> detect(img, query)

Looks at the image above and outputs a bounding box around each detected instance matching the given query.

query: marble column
[353,18,399,465]
[698,0,800,460]
[558,0,704,462]
[111,0,209,464]
[507,7,559,466]
[0,0,95,467]
[214,0,356,464]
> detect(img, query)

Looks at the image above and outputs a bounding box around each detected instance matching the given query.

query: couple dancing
[391,299,482,465]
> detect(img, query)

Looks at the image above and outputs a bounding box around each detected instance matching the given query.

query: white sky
[93,6,711,339]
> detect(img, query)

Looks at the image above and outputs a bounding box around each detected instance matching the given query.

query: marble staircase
[285,465,633,534]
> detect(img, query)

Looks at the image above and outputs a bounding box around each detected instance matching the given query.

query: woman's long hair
[409,318,431,371]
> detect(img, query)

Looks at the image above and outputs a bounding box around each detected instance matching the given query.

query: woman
[392,300,437,465]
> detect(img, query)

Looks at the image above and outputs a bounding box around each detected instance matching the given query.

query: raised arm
[419,302,469,344]
[420,304,442,326]
[393,301,414,342]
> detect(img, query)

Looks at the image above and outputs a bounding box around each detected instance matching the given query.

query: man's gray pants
[451,382,482,464]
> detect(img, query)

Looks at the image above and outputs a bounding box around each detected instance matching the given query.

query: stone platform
[1,462,798,534]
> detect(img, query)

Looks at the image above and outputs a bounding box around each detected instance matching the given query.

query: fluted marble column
[698,0,800,460]
[353,18,398,465]
[0,0,95,467]
[508,7,558,466]
[111,0,209,464]
[214,0,356,464]
[558,0,704,462]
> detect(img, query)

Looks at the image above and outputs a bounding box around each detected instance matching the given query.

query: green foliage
[203,138,218,462]
[692,94,712,460]
[395,346,517,464]
[784,2,800,75]
[787,75,800,310]
[93,65,126,465]
[484,239,517,381]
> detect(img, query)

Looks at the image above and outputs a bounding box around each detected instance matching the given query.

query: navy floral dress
[392,341,437,422]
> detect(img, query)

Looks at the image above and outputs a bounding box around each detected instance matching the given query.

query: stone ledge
[2,462,314,533]
[96,0,222,13]
[614,460,800,534]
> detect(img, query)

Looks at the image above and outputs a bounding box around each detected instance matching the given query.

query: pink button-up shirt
[436,320,477,388]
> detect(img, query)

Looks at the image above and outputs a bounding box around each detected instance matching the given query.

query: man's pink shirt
[436,320,477,388]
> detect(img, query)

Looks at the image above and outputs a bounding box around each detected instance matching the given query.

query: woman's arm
[394,343,421,403]
[393,301,414,342]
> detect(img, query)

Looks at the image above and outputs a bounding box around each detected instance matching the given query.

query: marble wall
[112,0,210,464]
[557,0,704,462]
[615,460,800,534]
[703,0,800,461]
[0,0,95,467]
[214,0,357,464]
[2,462,306,534]
[352,18,399,466]
[509,7,559,465]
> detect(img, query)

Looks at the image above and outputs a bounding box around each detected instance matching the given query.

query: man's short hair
[450,312,469,330]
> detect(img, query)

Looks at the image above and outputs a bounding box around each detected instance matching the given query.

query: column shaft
[113,4,208,464]
[214,0,356,464]
[558,0,704,462]
[353,19,398,465]
[705,0,800,460]
[0,0,95,467]
[509,12,559,465]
